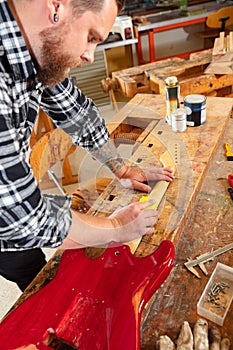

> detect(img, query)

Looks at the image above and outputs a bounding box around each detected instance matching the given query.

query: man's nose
[81,49,95,64]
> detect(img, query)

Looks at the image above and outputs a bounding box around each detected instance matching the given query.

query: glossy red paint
[228,173,233,187]
[0,240,174,350]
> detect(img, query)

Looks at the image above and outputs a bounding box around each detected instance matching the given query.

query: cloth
[0,248,47,291]
[0,0,109,251]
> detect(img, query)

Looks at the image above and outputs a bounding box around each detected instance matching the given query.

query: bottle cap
[165,76,178,86]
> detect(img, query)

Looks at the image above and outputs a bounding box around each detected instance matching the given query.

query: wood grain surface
[5,94,233,349]
[141,117,233,349]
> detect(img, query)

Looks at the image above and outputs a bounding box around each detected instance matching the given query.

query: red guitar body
[0,240,174,350]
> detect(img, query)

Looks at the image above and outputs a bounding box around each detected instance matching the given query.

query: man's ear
[46,0,62,24]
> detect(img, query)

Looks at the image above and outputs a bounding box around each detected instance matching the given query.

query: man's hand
[110,199,158,243]
[91,138,174,192]
[60,199,158,249]
[116,165,175,192]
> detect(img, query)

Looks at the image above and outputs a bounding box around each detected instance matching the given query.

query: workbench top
[4,94,233,348]
[141,114,233,349]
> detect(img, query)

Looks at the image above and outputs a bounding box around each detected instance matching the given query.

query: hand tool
[47,169,66,195]
[184,242,233,278]
[224,143,233,160]
[139,195,159,210]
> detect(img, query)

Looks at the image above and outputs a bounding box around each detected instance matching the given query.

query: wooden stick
[229,32,233,52]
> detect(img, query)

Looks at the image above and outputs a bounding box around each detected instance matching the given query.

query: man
[0,0,174,292]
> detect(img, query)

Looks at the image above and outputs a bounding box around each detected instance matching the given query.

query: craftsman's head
[70,0,125,14]
[9,0,125,86]
[39,0,125,85]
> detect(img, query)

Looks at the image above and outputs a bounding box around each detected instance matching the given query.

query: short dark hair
[71,0,125,15]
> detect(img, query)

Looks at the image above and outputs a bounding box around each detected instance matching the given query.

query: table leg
[137,32,144,65]
[149,29,156,62]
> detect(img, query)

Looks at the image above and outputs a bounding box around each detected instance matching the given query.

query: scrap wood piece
[156,321,231,350]
[205,32,233,74]
[213,32,226,56]
[229,31,233,52]
[212,32,233,57]
[177,321,193,350]
[204,61,233,75]
[193,318,209,350]
[157,335,176,350]
[209,325,221,350]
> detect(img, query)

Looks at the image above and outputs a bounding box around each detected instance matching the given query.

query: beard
[37,23,83,87]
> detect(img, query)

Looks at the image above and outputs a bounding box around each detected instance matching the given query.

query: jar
[184,94,206,127]
[171,108,187,132]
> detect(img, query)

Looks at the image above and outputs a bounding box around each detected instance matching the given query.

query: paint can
[184,94,206,127]
[171,108,187,132]
[165,76,180,125]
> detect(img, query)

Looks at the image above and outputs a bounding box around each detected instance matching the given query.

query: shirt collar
[0,0,36,80]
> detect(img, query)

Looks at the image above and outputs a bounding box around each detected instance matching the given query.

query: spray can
[165,76,180,125]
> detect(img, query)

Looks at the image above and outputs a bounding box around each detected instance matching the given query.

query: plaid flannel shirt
[0,0,109,251]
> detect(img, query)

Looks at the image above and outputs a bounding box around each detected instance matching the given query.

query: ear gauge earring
[53,13,59,22]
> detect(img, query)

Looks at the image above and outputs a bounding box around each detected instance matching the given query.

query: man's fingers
[119,178,151,192]
[145,227,155,235]
[119,178,133,188]
[145,216,158,227]
[143,167,175,182]
[132,180,151,193]
[140,199,157,211]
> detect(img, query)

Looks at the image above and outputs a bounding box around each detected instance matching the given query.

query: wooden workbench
[102,49,233,100]
[141,125,233,348]
[4,94,233,348]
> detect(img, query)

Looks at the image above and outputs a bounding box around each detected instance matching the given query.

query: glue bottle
[165,76,180,125]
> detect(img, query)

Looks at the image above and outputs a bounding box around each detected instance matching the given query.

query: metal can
[184,94,206,127]
[165,76,180,125]
[171,108,187,132]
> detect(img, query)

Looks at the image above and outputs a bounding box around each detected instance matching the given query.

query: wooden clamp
[101,77,119,93]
